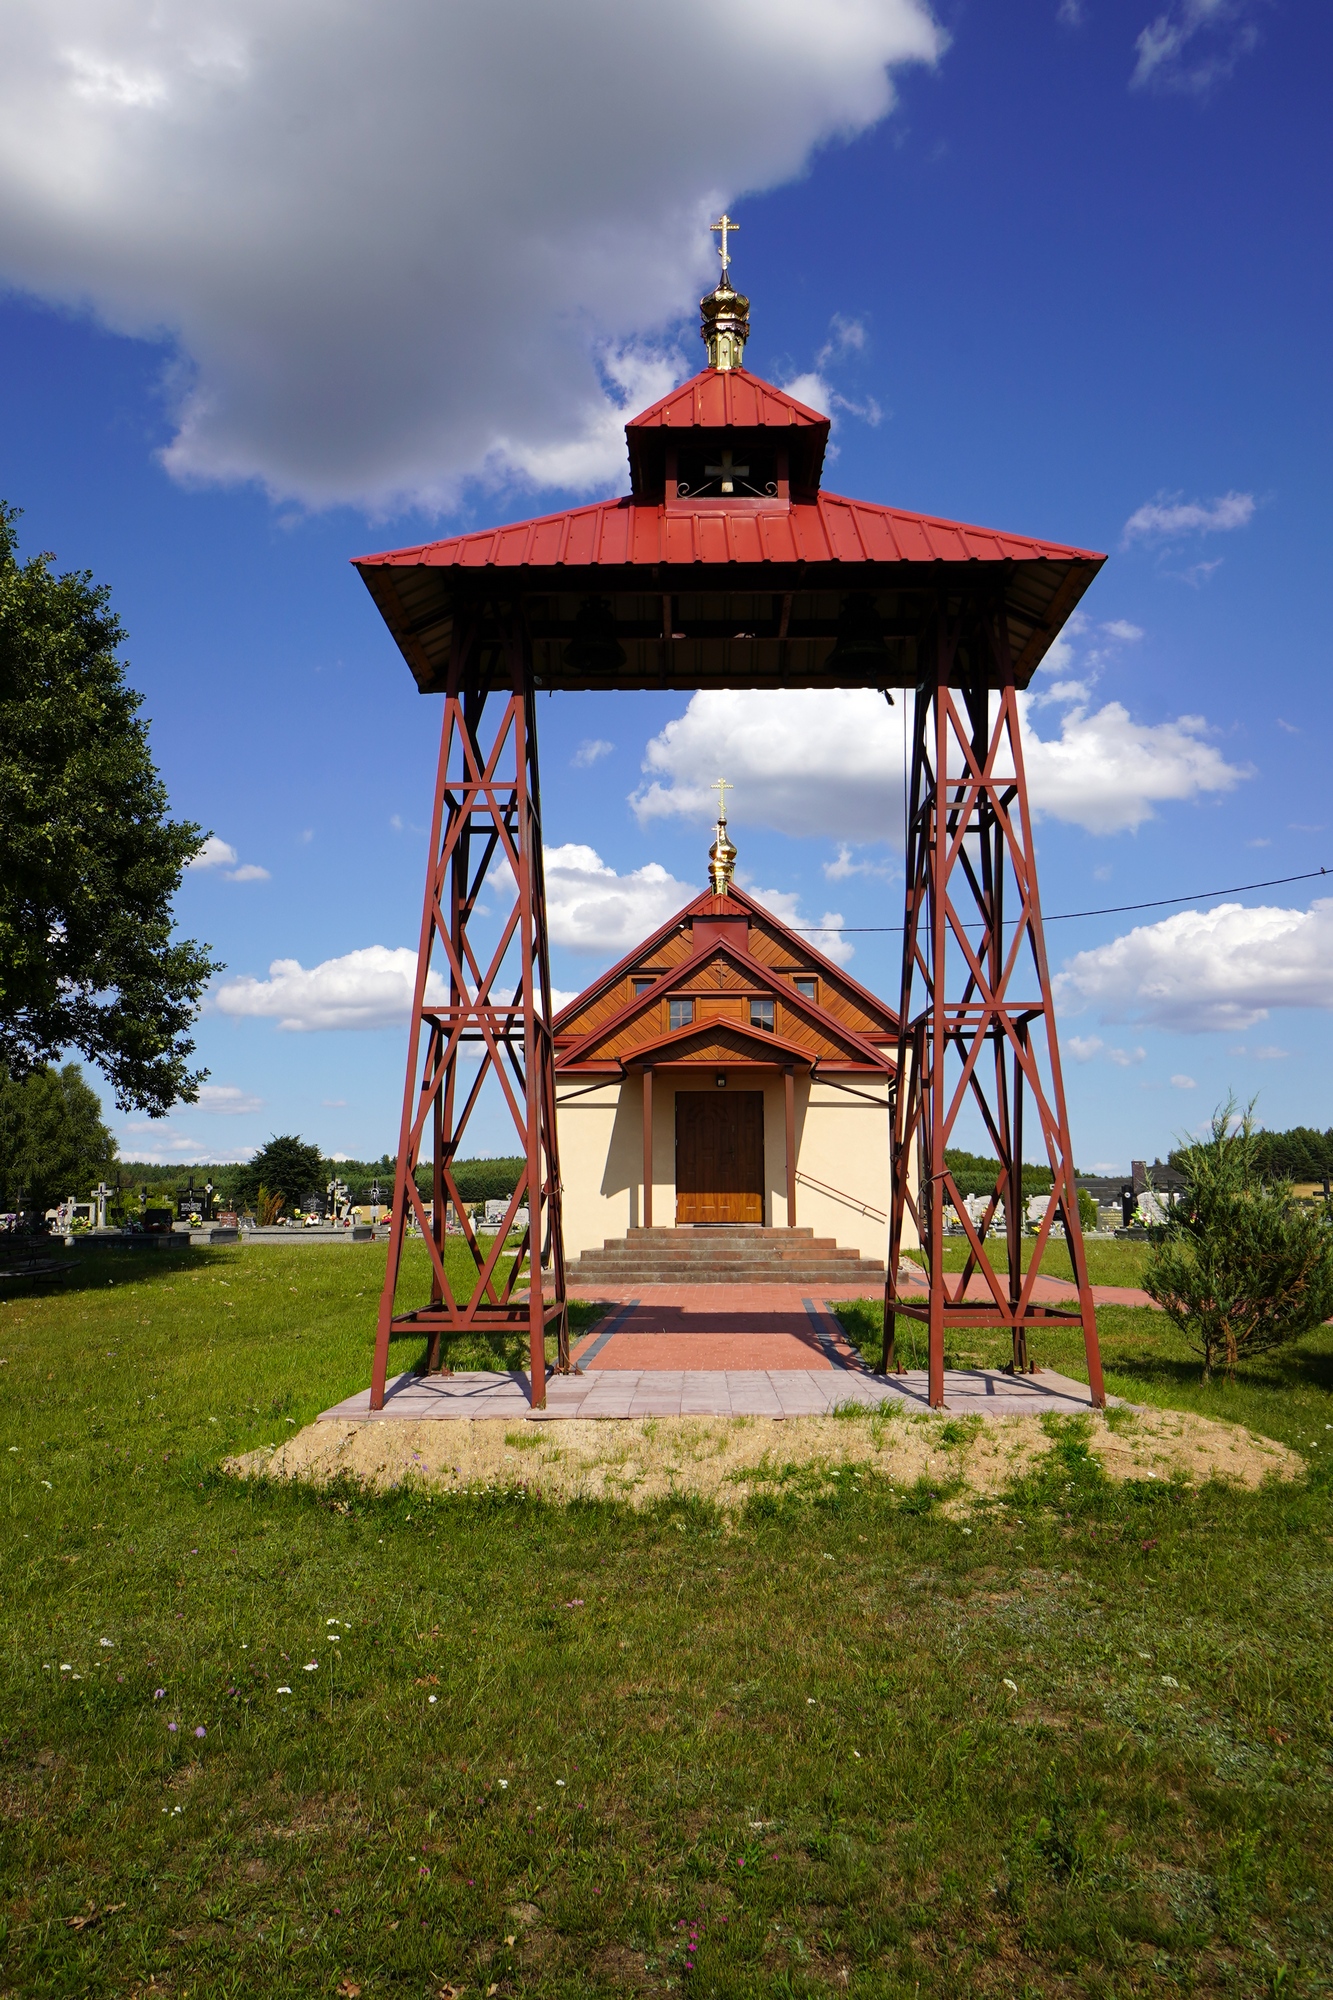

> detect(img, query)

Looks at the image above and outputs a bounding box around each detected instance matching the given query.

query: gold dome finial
[708,776,737,893]
[702,214,749,370]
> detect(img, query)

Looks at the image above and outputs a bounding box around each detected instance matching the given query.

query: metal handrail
[793,1170,886,1224]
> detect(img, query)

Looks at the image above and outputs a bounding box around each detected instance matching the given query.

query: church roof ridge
[624,365,830,435]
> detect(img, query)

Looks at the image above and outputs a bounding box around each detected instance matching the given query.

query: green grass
[1,1243,1331,1996]
[902,1238,1155,1285]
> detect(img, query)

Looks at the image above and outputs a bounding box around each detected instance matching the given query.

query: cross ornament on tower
[704,447,749,495]
[710,213,739,276]
[713,775,732,821]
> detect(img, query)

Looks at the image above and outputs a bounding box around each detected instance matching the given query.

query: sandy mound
[224,1403,1299,1509]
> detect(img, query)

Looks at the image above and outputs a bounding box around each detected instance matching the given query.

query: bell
[563,595,626,675]
[827,592,892,679]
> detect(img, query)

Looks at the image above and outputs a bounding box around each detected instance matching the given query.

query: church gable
[555,809,896,1077]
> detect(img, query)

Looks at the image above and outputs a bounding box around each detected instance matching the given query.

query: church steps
[566,1225,888,1289]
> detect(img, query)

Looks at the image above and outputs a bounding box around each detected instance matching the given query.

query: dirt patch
[224,1403,1299,1508]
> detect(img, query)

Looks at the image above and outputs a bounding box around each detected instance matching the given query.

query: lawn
[2,1240,1331,1997]
[902,1238,1155,1286]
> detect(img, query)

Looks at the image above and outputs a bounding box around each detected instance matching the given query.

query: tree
[235,1135,326,1215]
[0,1061,117,1213]
[0,505,219,1115]
[1144,1099,1333,1382]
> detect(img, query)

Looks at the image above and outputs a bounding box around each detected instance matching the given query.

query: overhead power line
[788,864,1331,935]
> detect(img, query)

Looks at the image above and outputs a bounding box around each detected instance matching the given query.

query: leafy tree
[943,1148,1055,1199]
[0,504,219,1115]
[1144,1098,1333,1382]
[0,1061,117,1212]
[235,1135,326,1215]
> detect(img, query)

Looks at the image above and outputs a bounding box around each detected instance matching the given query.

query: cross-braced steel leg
[883,602,1105,1409]
[370,612,567,1411]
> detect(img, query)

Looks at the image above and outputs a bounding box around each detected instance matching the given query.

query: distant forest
[115,1153,525,1209]
[1170,1125,1333,1186]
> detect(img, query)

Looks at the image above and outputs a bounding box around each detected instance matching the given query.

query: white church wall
[557,1068,911,1264]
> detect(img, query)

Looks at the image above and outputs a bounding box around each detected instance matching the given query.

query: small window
[632,977,654,996]
[668,998,694,1030]
[794,976,817,1000]
[749,997,775,1032]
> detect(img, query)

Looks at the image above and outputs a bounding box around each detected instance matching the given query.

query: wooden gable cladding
[559,942,892,1073]
[554,881,897,1076]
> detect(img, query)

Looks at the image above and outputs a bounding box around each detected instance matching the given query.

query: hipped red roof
[358,488,1099,575]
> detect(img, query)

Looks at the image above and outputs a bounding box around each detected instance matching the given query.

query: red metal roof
[625,366,828,434]
[358,488,1099,575]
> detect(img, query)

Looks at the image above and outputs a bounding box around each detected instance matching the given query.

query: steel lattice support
[883,604,1106,1410]
[369,611,567,1411]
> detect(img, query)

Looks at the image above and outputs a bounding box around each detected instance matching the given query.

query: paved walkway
[320,1360,1108,1424]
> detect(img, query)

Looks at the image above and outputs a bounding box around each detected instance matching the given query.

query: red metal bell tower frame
[884,601,1106,1409]
[369,609,567,1411]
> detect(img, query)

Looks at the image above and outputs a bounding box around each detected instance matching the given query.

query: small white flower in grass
[807,1698,817,1705]
[851,1749,862,1759]
[556,1779,566,1787]
[428,1695,438,1704]
[60,1664,71,1672]
[497,1779,509,1789]
[1160,1675,1179,1688]
[304,1661,318,1672]
[41,1479,52,1489]
[1003,1678,1018,1694]
[99,1638,114,1648]
[277,1686,292,1695]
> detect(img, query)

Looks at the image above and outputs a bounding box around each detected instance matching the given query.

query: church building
[554,798,900,1266]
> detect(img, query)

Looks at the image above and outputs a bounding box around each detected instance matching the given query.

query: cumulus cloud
[633,689,907,843]
[215,945,445,1031]
[541,845,694,956]
[1121,490,1255,545]
[186,833,269,880]
[1131,0,1261,93]
[1019,695,1245,834]
[115,1122,254,1164]
[0,0,942,512]
[632,683,1244,844]
[572,739,614,769]
[1055,899,1333,1032]
[1170,1074,1197,1089]
[195,1083,263,1114]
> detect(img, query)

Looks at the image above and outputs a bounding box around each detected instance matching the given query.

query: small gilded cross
[713,776,732,820]
[710,212,739,274]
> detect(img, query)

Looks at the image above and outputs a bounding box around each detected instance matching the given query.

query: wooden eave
[559,1014,889,1075]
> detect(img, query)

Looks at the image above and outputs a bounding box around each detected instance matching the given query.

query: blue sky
[0,0,1328,1173]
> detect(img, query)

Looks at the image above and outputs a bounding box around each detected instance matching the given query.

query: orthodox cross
[704,447,749,495]
[713,776,732,821]
[710,213,739,275]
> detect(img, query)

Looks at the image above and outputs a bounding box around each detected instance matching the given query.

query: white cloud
[542,845,694,956]
[1170,1074,1197,1089]
[743,883,854,966]
[572,739,614,769]
[215,945,445,1031]
[1067,1035,1103,1062]
[195,1083,263,1115]
[1131,0,1260,93]
[1101,619,1145,642]
[824,844,893,882]
[1019,695,1246,834]
[115,1124,254,1164]
[0,0,943,512]
[1055,899,1333,1032]
[185,833,268,879]
[1121,490,1255,545]
[634,689,907,843]
[1106,1045,1147,1067]
[189,835,237,870]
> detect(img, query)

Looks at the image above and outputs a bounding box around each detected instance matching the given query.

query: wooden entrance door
[675,1091,764,1224]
